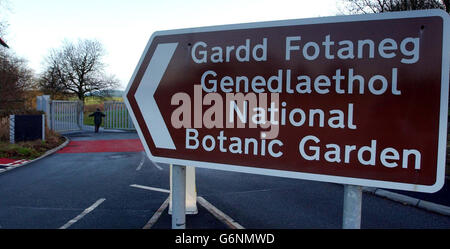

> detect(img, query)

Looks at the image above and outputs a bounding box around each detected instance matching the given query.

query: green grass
[66,96,123,105]
[0,143,39,159]
[83,112,105,127]
[0,131,65,159]
[82,96,124,127]
[104,109,130,127]
[84,109,131,128]
[83,96,123,105]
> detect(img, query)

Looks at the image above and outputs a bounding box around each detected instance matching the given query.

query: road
[0,130,449,229]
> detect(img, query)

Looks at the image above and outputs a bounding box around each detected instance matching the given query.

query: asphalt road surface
[0,131,449,229]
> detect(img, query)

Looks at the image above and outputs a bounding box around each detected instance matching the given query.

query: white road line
[59,198,106,229]
[130,184,243,229]
[130,184,170,193]
[15,159,29,164]
[143,197,170,229]
[150,160,163,170]
[136,152,146,171]
[197,196,245,229]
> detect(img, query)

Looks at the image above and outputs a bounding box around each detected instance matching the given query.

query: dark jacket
[89,111,106,125]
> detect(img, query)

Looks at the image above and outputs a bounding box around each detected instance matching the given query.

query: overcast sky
[3,0,340,90]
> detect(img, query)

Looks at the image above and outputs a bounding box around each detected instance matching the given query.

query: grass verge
[0,129,65,160]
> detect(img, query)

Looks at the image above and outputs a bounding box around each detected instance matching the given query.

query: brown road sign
[124,10,449,193]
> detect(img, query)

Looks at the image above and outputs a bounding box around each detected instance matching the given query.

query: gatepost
[36,95,51,129]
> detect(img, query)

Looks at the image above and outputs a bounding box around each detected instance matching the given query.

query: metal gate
[49,100,84,132]
[104,101,134,130]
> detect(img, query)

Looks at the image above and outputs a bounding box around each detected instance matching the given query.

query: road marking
[142,197,170,229]
[59,198,106,229]
[150,160,163,170]
[136,152,146,171]
[130,184,244,229]
[197,196,245,229]
[0,158,30,170]
[130,184,170,193]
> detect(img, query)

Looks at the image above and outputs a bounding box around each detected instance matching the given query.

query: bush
[0,142,38,159]
[0,116,9,141]
[0,117,65,159]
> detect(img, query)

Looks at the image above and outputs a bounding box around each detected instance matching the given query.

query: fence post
[78,100,84,129]
[50,100,55,130]
[36,96,42,111]
[38,95,51,130]
[9,115,15,144]
[42,114,45,141]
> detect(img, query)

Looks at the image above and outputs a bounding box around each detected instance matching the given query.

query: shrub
[0,116,9,141]
[0,121,65,159]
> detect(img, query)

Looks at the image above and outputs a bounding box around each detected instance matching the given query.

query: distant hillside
[85,89,124,97]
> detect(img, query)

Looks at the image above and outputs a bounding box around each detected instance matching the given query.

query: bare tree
[0,0,9,37]
[0,0,10,48]
[341,0,449,14]
[40,39,119,102]
[0,0,36,115]
[0,49,34,115]
[38,61,68,99]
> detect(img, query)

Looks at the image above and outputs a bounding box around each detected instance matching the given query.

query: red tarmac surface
[1,139,143,167]
[0,158,17,165]
[57,139,144,153]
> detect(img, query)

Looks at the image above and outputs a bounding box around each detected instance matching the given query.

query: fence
[104,101,134,130]
[36,96,135,132]
[50,100,84,132]
[37,95,84,132]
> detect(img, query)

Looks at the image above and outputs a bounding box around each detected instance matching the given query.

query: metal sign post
[342,185,362,229]
[171,165,186,229]
[169,165,198,215]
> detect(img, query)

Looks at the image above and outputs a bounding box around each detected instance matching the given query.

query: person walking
[89,108,106,133]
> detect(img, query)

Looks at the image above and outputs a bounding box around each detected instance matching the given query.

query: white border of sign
[124,10,449,193]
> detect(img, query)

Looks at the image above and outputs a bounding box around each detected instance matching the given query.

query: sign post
[124,10,449,228]
[169,165,198,215]
[169,165,198,214]
[342,185,362,229]
[171,165,186,229]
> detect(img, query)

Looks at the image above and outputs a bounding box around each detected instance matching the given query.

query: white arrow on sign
[134,43,178,150]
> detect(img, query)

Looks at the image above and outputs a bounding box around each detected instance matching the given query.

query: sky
[3,0,341,90]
